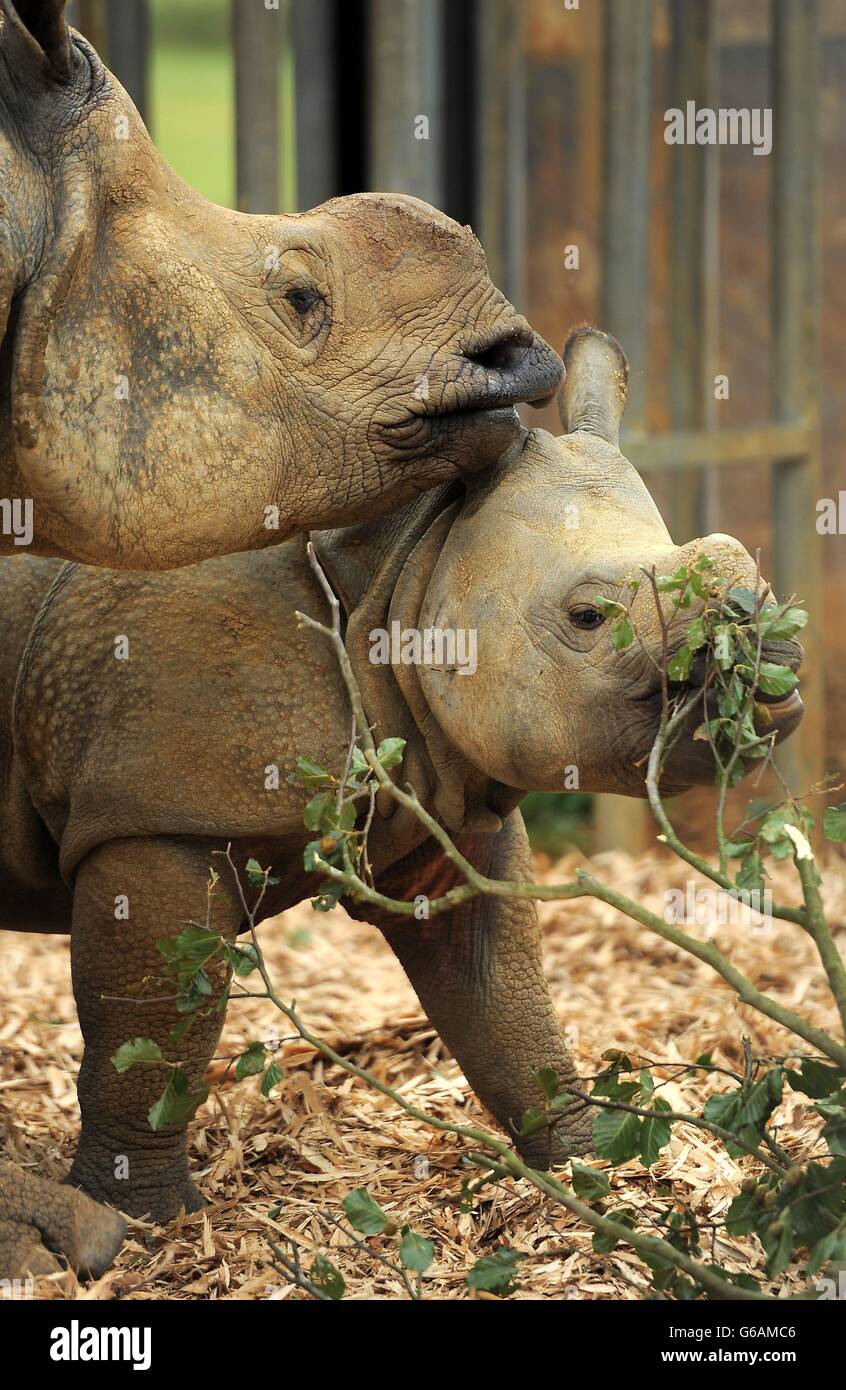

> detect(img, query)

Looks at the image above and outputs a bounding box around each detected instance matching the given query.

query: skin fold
[0,328,803,1278]
[0,0,562,567]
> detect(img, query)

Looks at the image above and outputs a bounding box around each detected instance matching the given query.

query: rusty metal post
[108,0,149,122]
[233,0,281,214]
[474,0,526,307]
[292,0,337,210]
[770,0,825,796]
[368,0,444,207]
[595,0,653,854]
[668,0,720,542]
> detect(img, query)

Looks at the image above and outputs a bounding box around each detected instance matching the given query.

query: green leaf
[592,1207,636,1254]
[785,1058,844,1098]
[806,1229,846,1278]
[399,1227,435,1273]
[685,616,707,651]
[763,1216,795,1279]
[304,792,334,832]
[245,857,265,885]
[157,924,222,985]
[667,645,693,682]
[758,806,794,843]
[148,1068,208,1131]
[823,803,846,843]
[736,851,765,895]
[727,586,758,615]
[593,1108,642,1164]
[639,1099,673,1167]
[224,943,260,977]
[724,839,755,859]
[518,1106,548,1137]
[260,1061,285,1097]
[466,1247,524,1295]
[310,1254,345,1300]
[111,1038,164,1074]
[342,1187,392,1236]
[235,1043,267,1081]
[610,615,634,651]
[311,880,345,913]
[534,1066,561,1101]
[759,606,808,640]
[754,662,799,697]
[570,1160,611,1201]
[725,1190,764,1237]
[289,756,329,787]
[376,737,406,770]
[593,597,628,618]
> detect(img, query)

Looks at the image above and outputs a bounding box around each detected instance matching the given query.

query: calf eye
[569,605,606,631]
[285,284,322,316]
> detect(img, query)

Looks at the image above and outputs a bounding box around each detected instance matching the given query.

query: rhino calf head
[0,0,561,567]
[402,328,803,800]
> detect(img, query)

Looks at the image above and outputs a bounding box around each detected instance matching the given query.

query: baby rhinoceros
[0,0,561,567]
[0,329,803,1279]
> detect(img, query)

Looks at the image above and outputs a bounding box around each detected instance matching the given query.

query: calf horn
[557,326,628,447]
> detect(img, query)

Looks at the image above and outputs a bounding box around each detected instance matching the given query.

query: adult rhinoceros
[0,329,803,1279]
[0,0,561,567]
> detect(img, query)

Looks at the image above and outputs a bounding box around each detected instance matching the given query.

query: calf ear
[557,326,628,447]
[0,0,72,82]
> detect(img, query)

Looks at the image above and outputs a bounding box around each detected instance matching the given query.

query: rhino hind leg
[357,812,594,1165]
[66,836,242,1221]
[0,1160,126,1280]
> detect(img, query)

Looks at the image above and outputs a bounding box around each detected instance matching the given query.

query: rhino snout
[454,322,564,412]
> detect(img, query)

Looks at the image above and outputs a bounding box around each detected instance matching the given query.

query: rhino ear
[0,0,72,82]
[557,326,628,448]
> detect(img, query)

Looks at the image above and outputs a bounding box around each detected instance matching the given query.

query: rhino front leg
[67,837,241,1221]
[369,813,593,1165]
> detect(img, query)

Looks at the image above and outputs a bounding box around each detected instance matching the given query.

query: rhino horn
[557,326,628,448]
[0,0,72,81]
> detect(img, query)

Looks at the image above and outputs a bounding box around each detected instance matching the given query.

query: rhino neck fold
[313,490,518,838]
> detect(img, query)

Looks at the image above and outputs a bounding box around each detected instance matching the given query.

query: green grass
[149,45,235,207]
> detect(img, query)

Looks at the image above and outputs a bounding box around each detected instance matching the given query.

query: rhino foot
[0,1160,126,1281]
[67,1142,204,1223]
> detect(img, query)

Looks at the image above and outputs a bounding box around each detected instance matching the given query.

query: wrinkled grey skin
[0,0,561,567]
[0,330,803,1278]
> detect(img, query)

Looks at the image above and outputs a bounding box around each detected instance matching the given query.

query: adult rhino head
[0,1,561,567]
[376,327,803,811]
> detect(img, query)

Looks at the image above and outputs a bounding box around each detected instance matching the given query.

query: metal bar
[233,0,281,214]
[595,0,653,854]
[474,0,526,306]
[108,0,149,122]
[367,0,444,207]
[770,0,824,798]
[668,0,719,541]
[621,421,812,472]
[292,0,337,210]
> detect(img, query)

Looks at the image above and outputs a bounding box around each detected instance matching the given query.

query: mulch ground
[2,846,843,1301]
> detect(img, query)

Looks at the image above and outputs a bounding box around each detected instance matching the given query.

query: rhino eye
[285,284,322,316]
[569,605,606,631]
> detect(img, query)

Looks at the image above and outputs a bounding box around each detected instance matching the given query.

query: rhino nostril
[462,326,532,373]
